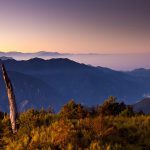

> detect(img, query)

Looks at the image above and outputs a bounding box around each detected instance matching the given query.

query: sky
[0,0,150,54]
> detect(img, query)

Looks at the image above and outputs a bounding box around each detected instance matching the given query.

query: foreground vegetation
[0,96,150,150]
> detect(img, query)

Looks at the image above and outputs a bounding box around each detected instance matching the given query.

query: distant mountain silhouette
[1,51,150,71]
[127,68,150,77]
[0,51,64,59]
[0,56,13,60]
[0,58,150,112]
[133,98,150,114]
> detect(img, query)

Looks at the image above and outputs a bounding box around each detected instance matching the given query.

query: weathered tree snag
[1,64,18,133]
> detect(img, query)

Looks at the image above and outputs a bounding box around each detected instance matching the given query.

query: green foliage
[0,98,150,149]
[99,96,134,116]
[60,99,87,119]
[120,106,135,117]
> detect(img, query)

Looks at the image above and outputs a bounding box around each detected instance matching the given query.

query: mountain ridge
[133,98,150,114]
[0,58,150,112]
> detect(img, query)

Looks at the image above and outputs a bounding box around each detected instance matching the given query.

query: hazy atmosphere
[0,0,150,54]
[0,1,150,149]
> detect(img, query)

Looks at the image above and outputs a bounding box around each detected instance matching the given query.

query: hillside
[0,56,13,60]
[0,58,150,111]
[133,98,150,114]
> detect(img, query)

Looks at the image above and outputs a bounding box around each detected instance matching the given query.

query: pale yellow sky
[0,0,150,54]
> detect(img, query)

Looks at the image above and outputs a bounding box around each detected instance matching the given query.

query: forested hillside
[1,58,150,112]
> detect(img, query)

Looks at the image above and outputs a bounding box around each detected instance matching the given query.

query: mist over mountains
[0,51,150,70]
[0,57,150,112]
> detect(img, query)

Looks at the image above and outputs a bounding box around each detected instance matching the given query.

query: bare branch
[1,64,18,133]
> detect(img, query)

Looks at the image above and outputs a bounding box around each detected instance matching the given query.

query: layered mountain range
[0,57,150,112]
[0,51,150,71]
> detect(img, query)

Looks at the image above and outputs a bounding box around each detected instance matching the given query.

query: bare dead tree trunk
[1,64,18,133]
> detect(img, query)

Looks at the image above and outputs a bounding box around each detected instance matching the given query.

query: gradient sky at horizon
[0,0,150,53]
